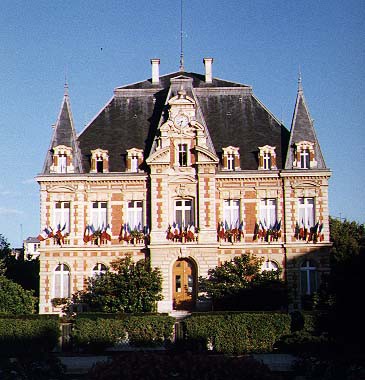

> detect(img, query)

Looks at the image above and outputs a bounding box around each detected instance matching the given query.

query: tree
[0,276,37,314]
[326,217,365,351]
[67,256,163,313]
[199,253,287,311]
[0,234,11,276]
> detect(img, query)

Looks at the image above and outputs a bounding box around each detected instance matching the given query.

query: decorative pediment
[195,146,219,164]
[146,147,170,165]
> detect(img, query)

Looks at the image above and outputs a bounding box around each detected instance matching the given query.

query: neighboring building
[24,237,40,260]
[36,58,331,314]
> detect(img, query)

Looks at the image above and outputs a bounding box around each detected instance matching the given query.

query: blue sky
[0,1,364,247]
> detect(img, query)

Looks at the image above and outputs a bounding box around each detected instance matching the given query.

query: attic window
[90,149,109,173]
[126,148,144,173]
[222,146,240,171]
[50,145,74,174]
[294,141,317,169]
[258,145,277,170]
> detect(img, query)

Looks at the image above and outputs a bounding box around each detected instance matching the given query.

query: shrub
[184,312,290,354]
[87,351,282,380]
[0,315,60,356]
[72,313,175,352]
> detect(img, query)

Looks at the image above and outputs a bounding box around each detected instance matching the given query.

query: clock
[175,114,189,127]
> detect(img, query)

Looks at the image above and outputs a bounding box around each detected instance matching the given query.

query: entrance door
[173,258,196,310]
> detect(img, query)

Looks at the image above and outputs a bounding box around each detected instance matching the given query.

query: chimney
[150,58,160,84]
[203,58,213,83]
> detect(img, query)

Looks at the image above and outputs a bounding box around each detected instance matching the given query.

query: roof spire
[179,0,184,71]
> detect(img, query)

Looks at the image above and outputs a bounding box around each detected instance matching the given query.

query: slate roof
[77,70,290,172]
[285,82,326,169]
[42,88,82,173]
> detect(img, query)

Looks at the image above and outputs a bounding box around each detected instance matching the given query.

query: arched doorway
[172,258,197,310]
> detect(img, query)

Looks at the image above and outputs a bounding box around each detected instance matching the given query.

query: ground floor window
[54,263,70,298]
[300,260,317,295]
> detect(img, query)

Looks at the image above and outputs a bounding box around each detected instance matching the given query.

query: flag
[294,221,300,239]
[253,222,259,240]
[102,224,112,241]
[83,225,91,243]
[37,227,49,241]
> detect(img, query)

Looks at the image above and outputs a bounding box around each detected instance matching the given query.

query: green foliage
[199,253,287,310]
[72,313,175,352]
[87,351,280,380]
[0,276,37,314]
[0,234,10,276]
[0,315,60,356]
[0,354,66,380]
[184,312,291,354]
[67,256,163,313]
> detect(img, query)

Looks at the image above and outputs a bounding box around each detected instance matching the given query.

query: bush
[0,315,60,356]
[72,313,175,352]
[87,351,282,380]
[184,312,291,354]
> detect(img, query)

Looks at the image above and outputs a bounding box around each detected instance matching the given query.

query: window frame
[54,201,70,233]
[91,201,107,230]
[298,197,315,228]
[53,263,70,299]
[300,260,317,295]
[127,200,143,230]
[260,198,277,229]
[223,199,240,229]
[174,199,194,227]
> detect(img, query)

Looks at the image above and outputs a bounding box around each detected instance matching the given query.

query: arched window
[54,263,70,298]
[262,260,279,272]
[300,260,317,295]
[92,263,108,277]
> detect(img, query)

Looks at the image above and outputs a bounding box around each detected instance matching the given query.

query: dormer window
[126,148,143,172]
[222,146,240,171]
[50,145,74,174]
[294,141,317,169]
[90,149,109,173]
[258,145,277,170]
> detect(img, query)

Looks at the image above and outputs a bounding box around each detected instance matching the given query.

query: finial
[179,0,185,71]
[298,66,303,93]
[64,74,69,96]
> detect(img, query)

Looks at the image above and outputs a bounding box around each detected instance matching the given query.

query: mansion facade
[37,58,331,314]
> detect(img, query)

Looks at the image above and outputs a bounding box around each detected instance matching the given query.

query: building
[23,237,41,260]
[36,58,331,314]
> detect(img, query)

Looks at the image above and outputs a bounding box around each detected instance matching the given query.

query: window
[258,145,277,170]
[96,157,103,173]
[294,141,317,169]
[175,199,193,226]
[178,144,188,166]
[260,199,277,229]
[227,154,234,170]
[263,152,272,170]
[54,263,70,298]
[54,202,70,233]
[300,260,317,295]
[90,149,109,173]
[58,155,67,173]
[298,197,314,228]
[91,202,107,230]
[223,200,240,229]
[92,263,107,277]
[262,260,279,272]
[127,201,143,230]
[300,149,310,169]
[222,146,240,171]
[131,156,138,172]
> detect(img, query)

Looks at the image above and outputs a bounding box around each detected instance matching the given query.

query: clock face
[175,114,189,127]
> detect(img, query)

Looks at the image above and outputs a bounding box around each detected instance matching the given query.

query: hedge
[184,312,291,354]
[0,314,60,356]
[72,313,175,352]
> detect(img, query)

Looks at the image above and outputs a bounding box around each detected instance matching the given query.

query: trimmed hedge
[72,313,175,352]
[0,315,60,356]
[184,312,291,354]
